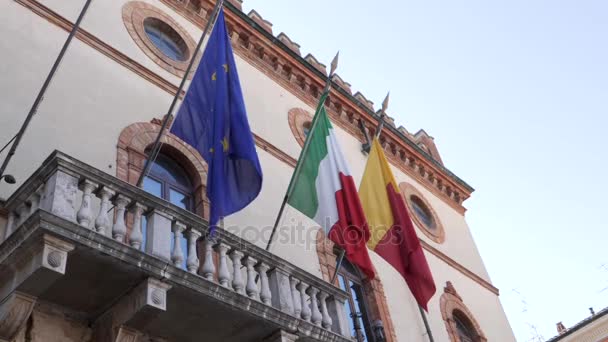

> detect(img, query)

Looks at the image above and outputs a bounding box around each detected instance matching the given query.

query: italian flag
[288,94,375,279]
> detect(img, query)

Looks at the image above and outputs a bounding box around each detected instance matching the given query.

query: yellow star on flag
[221,136,229,152]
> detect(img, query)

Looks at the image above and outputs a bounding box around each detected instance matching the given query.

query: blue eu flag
[171,9,263,231]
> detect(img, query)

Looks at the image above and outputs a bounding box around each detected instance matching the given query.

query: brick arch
[440,281,487,342]
[116,119,209,218]
[288,107,313,147]
[315,230,398,342]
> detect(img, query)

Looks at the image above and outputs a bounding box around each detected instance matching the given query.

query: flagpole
[264,51,340,251]
[0,0,94,181]
[135,0,225,188]
[327,92,390,284]
[419,306,435,342]
[369,93,435,342]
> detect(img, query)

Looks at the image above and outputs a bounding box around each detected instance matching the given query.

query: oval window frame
[123,1,198,78]
[400,182,445,244]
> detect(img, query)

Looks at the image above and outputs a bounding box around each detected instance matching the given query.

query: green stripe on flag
[287,104,333,219]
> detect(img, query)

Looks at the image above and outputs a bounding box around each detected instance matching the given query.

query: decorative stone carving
[171,221,186,267]
[94,187,115,235]
[185,228,201,274]
[77,179,98,228]
[244,256,259,299]
[0,292,36,342]
[201,237,216,280]
[307,286,322,326]
[229,250,245,294]
[290,277,302,318]
[129,202,146,249]
[215,242,231,287]
[297,281,311,321]
[112,194,131,242]
[256,262,272,305]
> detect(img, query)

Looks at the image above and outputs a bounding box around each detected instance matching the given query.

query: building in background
[548,307,608,342]
[0,0,515,341]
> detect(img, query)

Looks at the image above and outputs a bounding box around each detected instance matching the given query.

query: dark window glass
[454,312,475,342]
[303,121,312,137]
[144,18,188,61]
[337,258,375,341]
[410,195,434,228]
[142,154,194,269]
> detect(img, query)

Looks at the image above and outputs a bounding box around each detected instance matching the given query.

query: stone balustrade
[0,151,350,340]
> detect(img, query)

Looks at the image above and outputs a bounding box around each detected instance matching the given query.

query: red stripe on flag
[374,184,436,311]
[328,173,376,280]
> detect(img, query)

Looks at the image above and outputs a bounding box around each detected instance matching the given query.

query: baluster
[319,292,333,329]
[215,243,231,287]
[129,203,146,249]
[94,187,115,235]
[77,180,97,228]
[229,250,245,294]
[112,194,130,242]
[201,237,216,280]
[243,256,259,299]
[256,262,271,305]
[171,221,186,268]
[186,228,201,274]
[290,277,302,318]
[297,281,311,321]
[307,286,322,326]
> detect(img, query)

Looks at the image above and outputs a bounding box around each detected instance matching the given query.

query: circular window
[399,182,445,243]
[143,18,189,61]
[410,195,435,229]
[123,1,197,77]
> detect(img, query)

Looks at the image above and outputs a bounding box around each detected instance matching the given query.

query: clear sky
[241,0,608,340]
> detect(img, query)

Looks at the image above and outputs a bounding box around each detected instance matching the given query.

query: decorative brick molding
[315,230,398,342]
[156,0,473,213]
[440,281,487,342]
[116,119,209,218]
[399,182,445,244]
[287,108,313,148]
[19,0,471,214]
[122,1,197,78]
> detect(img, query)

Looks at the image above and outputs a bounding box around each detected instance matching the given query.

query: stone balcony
[0,151,352,342]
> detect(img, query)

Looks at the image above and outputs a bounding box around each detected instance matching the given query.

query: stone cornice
[158,0,474,212]
[15,0,471,212]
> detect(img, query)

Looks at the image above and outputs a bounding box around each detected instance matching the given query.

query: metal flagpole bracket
[360,92,390,153]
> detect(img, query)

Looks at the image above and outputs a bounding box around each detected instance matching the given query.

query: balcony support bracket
[93,278,172,342]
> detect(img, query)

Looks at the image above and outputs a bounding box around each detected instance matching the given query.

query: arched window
[440,281,487,342]
[336,258,375,341]
[142,153,194,211]
[142,153,195,269]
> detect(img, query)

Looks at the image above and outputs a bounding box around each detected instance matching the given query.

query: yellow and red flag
[359,138,436,310]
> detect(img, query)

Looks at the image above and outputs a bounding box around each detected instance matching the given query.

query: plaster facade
[0,0,515,340]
